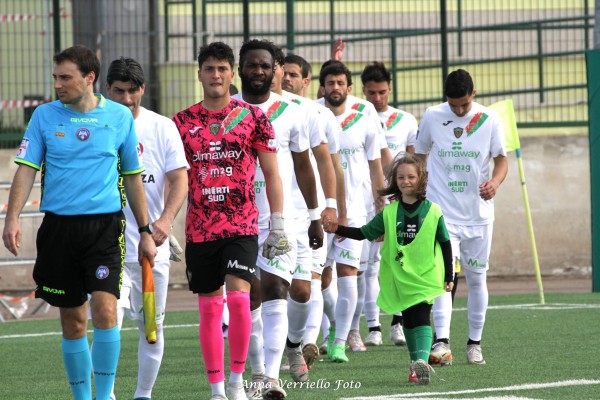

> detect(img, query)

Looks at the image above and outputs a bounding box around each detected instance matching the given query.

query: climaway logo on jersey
[192,148,242,162]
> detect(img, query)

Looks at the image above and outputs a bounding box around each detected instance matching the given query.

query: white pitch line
[347,397,535,400]
[453,303,600,312]
[340,379,600,400]
[0,323,198,340]
[2,302,598,340]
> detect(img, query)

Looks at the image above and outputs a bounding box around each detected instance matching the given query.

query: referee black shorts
[33,211,126,308]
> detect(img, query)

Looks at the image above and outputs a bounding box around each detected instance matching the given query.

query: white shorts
[360,209,381,272]
[359,239,382,272]
[446,223,493,273]
[257,227,298,284]
[293,216,312,282]
[324,216,365,269]
[311,244,327,275]
[120,258,170,325]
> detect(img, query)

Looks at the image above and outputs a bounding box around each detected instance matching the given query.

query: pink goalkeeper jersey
[173,99,276,242]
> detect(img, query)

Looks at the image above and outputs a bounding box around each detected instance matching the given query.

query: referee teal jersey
[15,95,144,215]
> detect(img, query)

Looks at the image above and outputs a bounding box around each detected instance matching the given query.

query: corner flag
[142,256,158,344]
[489,99,544,304]
[489,99,520,152]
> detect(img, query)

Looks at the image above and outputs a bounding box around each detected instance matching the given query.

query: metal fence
[0,0,593,148]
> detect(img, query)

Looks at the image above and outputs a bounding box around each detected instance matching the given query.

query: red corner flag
[142,256,157,344]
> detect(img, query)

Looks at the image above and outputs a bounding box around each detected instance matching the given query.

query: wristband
[308,208,320,221]
[270,212,285,230]
[138,224,153,235]
[325,198,337,209]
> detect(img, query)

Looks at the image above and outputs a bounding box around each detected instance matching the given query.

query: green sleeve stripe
[120,167,145,175]
[15,160,41,170]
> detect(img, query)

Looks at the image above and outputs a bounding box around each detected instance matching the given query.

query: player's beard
[240,72,273,97]
[325,90,347,107]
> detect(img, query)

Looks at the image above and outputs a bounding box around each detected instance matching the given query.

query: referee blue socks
[62,336,92,400]
[92,325,121,400]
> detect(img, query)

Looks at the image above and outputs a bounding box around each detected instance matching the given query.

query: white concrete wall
[0,134,592,290]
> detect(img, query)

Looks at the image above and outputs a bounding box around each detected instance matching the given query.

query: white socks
[262,299,288,379]
[248,306,265,375]
[287,297,310,344]
[134,321,164,399]
[351,273,366,330]
[304,279,324,345]
[365,259,381,328]
[465,269,488,341]
[334,275,358,345]
[321,284,337,335]
[432,291,453,339]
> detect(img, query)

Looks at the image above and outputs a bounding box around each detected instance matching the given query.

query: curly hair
[378,154,428,202]
[239,39,277,69]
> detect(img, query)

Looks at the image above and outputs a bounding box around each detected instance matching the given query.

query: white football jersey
[123,107,189,262]
[233,92,310,229]
[415,101,506,225]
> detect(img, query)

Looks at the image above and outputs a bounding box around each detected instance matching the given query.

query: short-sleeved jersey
[15,96,143,215]
[415,101,507,225]
[335,108,380,218]
[379,106,418,159]
[282,91,330,215]
[123,107,189,262]
[312,105,341,211]
[173,98,276,242]
[320,95,388,214]
[319,94,388,151]
[232,92,310,229]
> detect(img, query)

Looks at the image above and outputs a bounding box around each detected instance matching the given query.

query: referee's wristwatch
[138,224,153,235]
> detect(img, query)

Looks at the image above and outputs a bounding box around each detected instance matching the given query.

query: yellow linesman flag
[142,256,157,344]
[489,99,520,152]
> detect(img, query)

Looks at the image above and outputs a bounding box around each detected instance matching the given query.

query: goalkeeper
[106,57,189,400]
[173,41,291,400]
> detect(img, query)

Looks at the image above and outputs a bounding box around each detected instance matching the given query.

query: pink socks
[226,291,251,374]
[198,295,225,383]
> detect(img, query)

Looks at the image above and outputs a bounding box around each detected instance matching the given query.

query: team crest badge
[209,122,221,136]
[76,128,91,141]
[96,266,109,279]
[453,127,463,139]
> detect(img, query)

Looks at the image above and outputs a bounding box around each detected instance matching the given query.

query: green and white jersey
[233,91,310,229]
[415,101,506,225]
[378,106,418,158]
[283,90,330,216]
[335,108,381,218]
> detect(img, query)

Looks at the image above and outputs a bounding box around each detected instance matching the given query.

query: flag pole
[489,99,545,304]
[515,148,545,304]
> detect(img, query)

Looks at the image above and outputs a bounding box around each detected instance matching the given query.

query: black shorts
[33,211,126,308]
[185,235,258,294]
